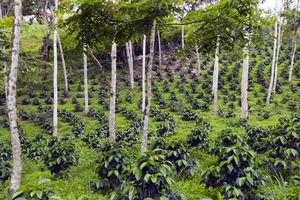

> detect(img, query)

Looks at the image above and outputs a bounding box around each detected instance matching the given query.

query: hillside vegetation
[1,18,300,199]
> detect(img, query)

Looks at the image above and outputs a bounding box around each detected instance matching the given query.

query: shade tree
[185,0,271,119]
[62,0,179,149]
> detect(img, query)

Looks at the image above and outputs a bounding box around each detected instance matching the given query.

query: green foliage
[121,149,177,200]
[164,141,199,177]
[0,140,11,185]
[12,178,56,200]
[44,138,79,178]
[202,130,261,199]
[263,116,300,173]
[92,142,130,194]
[62,0,179,47]
[186,128,210,149]
[185,0,272,54]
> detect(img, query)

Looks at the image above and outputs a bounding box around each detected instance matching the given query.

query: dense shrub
[202,130,261,199]
[44,138,79,178]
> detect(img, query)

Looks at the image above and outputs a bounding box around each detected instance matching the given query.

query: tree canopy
[61,0,179,48]
[185,0,272,54]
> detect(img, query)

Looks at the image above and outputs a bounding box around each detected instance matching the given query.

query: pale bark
[8,0,22,197]
[141,20,156,153]
[272,18,282,93]
[129,40,134,89]
[2,46,7,98]
[266,21,278,104]
[241,42,250,119]
[142,35,146,112]
[196,44,201,75]
[52,0,58,137]
[87,46,105,73]
[288,35,297,82]
[57,32,68,92]
[157,30,162,68]
[212,37,220,116]
[181,24,185,49]
[83,45,88,114]
[109,43,117,143]
[126,41,134,90]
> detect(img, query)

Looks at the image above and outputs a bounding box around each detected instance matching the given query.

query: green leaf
[151,175,157,183]
[50,195,64,200]
[108,170,114,177]
[113,170,119,177]
[30,190,36,197]
[140,162,148,170]
[165,177,173,185]
[246,176,254,185]
[37,191,43,199]
[159,166,166,177]
[57,157,61,164]
[12,191,24,199]
[144,174,151,182]
[292,131,298,139]
[236,177,245,187]
[227,164,233,172]
[38,178,52,186]
[129,187,136,200]
[105,161,109,168]
[134,168,141,180]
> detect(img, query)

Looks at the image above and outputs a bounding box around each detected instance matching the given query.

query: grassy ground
[1,22,300,199]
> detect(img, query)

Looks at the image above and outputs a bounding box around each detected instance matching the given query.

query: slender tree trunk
[8,0,22,197]
[52,0,58,137]
[241,41,250,119]
[273,18,282,93]
[42,30,50,80]
[57,32,68,92]
[157,30,162,68]
[212,36,220,116]
[266,21,278,104]
[109,43,117,143]
[288,35,297,82]
[129,40,134,89]
[2,46,7,98]
[181,24,185,49]
[141,20,156,153]
[195,44,201,75]
[142,35,146,112]
[126,41,134,90]
[83,45,88,114]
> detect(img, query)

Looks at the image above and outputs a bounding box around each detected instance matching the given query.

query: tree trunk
[2,46,8,98]
[8,0,22,197]
[141,20,156,153]
[212,36,220,116]
[83,45,88,114]
[52,0,58,137]
[142,35,146,112]
[109,43,117,143]
[272,18,282,93]
[126,41,134,90]
[241,42,250,119]
[195,44,201,75]
[157,30,162,69]
[181,24,185,49]
[42,30,51,80]
[57,32,68,92]
[288,35,297,82]
[129,40,134,89]
[266,21,278,104]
